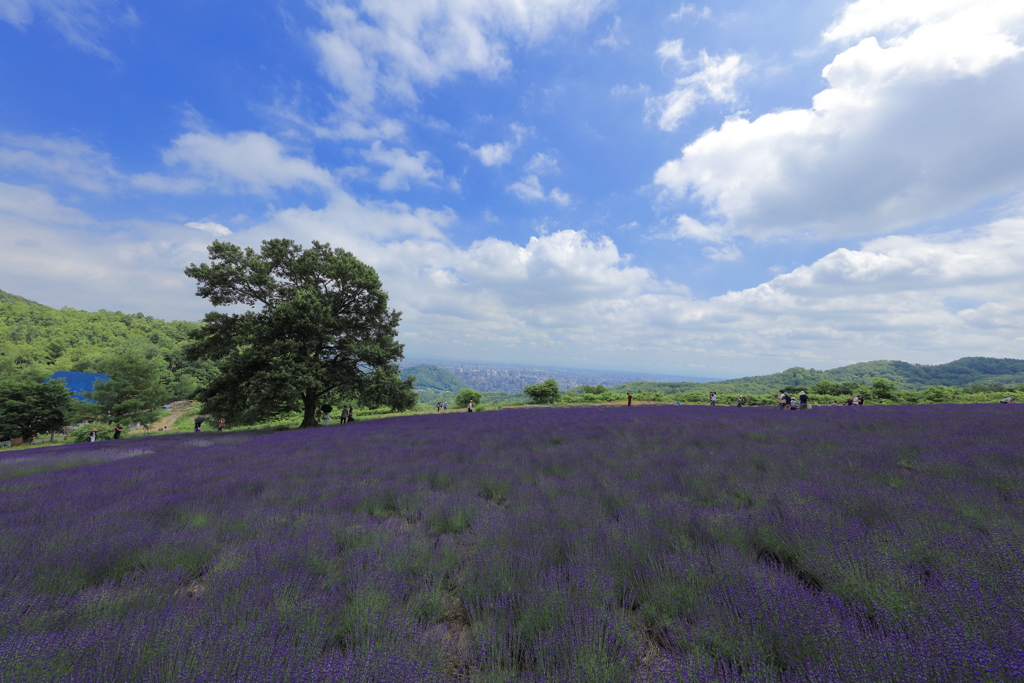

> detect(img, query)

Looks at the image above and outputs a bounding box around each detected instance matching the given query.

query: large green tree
[524,378,560,404]
[88,346,168,429]
[0,379,77,442]
[184,239,404,428]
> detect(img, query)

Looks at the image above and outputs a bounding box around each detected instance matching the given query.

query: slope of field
[2,405,1021,681]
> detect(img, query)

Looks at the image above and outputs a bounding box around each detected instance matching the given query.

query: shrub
[454,388,482,409]
[68,423,115,443]
[524,378,560,404]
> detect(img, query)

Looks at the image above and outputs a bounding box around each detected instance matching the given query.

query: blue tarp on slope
[43,371,110,403]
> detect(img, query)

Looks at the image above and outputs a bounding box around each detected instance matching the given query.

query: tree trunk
[300,390,320,428]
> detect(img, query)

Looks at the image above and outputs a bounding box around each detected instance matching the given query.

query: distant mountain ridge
[614,357,1024,394]
[401,358,721,393]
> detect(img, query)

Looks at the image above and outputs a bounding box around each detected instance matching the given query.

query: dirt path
[139,410,187,433]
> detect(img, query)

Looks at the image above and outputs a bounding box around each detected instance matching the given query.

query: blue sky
[2,0,1023,377]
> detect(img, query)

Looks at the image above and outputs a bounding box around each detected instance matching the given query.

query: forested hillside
[614,357,1024,395]
[0,289,213,400]
[399,365,469,392]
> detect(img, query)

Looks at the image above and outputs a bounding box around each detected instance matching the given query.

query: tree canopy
[88,346,168,428]
[184,239,404,428]
[524,378,560,404]
[0,379,77,442]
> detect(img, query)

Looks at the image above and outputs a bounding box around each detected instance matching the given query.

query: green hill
[399,364,471,392]
[613,357,1024,395]
[0,288,212,399]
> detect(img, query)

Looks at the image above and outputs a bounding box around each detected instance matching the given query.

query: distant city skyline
[2,1,1023,377]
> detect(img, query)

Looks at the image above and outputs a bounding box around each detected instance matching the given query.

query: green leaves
[0,378,77,441]
[524,378,560,404]
[185,239,404,427]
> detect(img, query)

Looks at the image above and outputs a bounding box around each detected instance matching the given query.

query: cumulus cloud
[185,220,232,237]
[654,0,1024,239]
[646,41,748,131]
[5,172,1024,372]
[361,141,449,191]
[507,174,571,205]
[162,130,334,194]
[461,123,529,167]
[525,152,559,175]
[0,0,138,59]
[0,183,211,317]
[311,0,605,109]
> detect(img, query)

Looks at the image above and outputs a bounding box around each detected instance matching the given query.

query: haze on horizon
[2,0,1022,378]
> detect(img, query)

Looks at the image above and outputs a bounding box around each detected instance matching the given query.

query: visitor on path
[347,406,354,423]
[194,418,202,432]
[88,427,98,442]
[710,391,717,406]
[443,402,448,411]
[437,402,442,412]
[799,391,809,410]
[113,425,122,439]
[778,391,789,409]
[341,406,349,424]
[218,418,226,431]
[467,400,474,413]
[853,396,863,406]
[627,393,633,406]
[735,395,746,407]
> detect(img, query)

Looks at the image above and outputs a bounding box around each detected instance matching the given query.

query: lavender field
[1,405,1022,682]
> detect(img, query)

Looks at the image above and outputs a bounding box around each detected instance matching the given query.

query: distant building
[43,371,110,403]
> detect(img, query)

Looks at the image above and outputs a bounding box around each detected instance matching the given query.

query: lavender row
[1,404,1022,681]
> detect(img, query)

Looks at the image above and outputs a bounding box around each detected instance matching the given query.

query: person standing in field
[443,402,448,411]
[799,391,809,410]
[467,400,474,413]
[219,418,226,431]
[113,425,122,439]
[627,393,633,406]
[735,395,745,407]
[88,427,98,442]
[347,406,354,422]
[710,391,717,406]
[778,391,788,409]
[341,406,349,424]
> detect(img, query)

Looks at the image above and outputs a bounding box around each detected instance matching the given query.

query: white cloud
[311,0,606,109]
[671,214,725,242]
[185,220,232,237]
[701,244,741,261]
[0,184,211,318]
[5,175,1024,373]
[162,130,334,194]
[361,141,447,191]
[0,181,92,225]
[595,14,626,50]
[0,0,138,59]
[646,42,748,131]
[461,123,529,166]
[654,0,1024,239]
[524,152,559,175]
[669,4,710,21]
[507,174,571,205]
[0,133,119,192]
